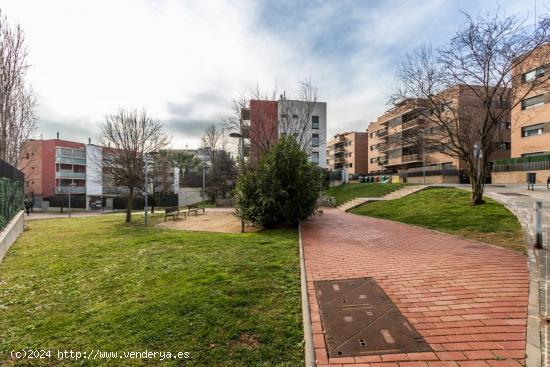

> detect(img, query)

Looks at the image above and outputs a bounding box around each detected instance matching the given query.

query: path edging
[299,223,316,367]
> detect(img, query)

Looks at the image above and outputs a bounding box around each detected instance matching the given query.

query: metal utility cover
[498,192,527,196]
[315,277,432,357]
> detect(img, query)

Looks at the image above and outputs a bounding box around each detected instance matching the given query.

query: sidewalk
[301,209,528,367]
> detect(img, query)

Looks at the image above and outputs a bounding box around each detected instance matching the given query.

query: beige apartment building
[491,44,550,184]
[510,44,550,157]
[326,131,369,175]
[368,86,511,183]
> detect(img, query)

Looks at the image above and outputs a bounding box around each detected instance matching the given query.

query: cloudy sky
[0,0,546,148]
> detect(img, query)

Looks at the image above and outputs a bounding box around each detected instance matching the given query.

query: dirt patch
[231,333,261,349]
[156,209,259,233]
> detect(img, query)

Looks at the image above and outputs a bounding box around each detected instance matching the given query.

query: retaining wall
[0,210,24,263]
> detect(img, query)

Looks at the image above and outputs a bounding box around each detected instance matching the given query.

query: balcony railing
[377,129,388,137]
[55,186,86,194]
[378,143,388,152]
[402,154,422,163]
[402,118,424,130]
[56,171,86,179]
[334,147,345,154]
[56,156,86,165]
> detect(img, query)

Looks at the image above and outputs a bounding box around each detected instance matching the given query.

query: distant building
[241,97,327,167]
[18,136,176,209]
[326,131,369,175]
[367,85,511,183]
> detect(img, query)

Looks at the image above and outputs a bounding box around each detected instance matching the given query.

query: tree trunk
[468,161,486,206]
[126,188,133,222]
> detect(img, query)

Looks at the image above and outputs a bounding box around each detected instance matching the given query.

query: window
[370,158,377,163]
[523,66,546,82]
[522,123,545,137]
[311,151,319,164]
[370,145,376,151]
[292,114,298,120]
[25,152,29,159]
[499,121,511,130]
[496,142,511,150]
[521,94,545,110]
[312,116,319,129]
[370,132,376,138]
[312,134,319,147]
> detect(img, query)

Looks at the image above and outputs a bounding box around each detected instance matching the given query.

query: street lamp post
[202,163,207,202]
[68,182,76,218]
[144,154,149,226]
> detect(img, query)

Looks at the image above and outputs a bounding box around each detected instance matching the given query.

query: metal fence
[493,160,550,172]
[0,159,24,230]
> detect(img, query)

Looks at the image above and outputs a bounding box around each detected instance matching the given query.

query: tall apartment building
[19,137,176,209]
[242,97,327,167]
[367,86,511,183]
[511,44,550,157]
[326,132,369,174]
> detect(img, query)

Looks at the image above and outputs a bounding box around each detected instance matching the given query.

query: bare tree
[149,150,174,213]
[0,11,37,166]
[226,79,319,161]
[100,108,169,222]
[392,11,550,205]
[201,124,237,200]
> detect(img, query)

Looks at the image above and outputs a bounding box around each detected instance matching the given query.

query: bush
[233,136,322,228]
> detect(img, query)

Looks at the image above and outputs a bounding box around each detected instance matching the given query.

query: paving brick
[463,350,495,360]
[381,354,410,362]
[301,210,528,367]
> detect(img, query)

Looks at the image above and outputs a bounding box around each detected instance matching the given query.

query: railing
[402,118,424,130]
[378,143,388,152]
[377,129,388,137]
[55,156,86,165]
[55,186,86,194]
[334,147,345,154]
[493,160,550,172]
[0,159,23,231]
[55,171,86,179]
[402,154,422,162]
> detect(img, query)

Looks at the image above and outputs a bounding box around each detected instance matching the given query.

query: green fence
[0,159,24,231]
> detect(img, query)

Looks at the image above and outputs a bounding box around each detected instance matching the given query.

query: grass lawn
[326,182,409,205]
[0,214,302,366]
[351,187,525,253]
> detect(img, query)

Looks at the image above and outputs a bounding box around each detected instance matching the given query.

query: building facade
[19,137,177,209]
[510,44,550,158]
[243,97,327,168]
[326,131,369,175]
[367,86,511,183]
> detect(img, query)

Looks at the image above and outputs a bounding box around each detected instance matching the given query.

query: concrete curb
[0,210,25,263]
[299,223,316,367]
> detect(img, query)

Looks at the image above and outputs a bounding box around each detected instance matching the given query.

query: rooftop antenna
[56,132,59,139]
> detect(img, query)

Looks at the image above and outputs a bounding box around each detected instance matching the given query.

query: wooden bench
[164,206,185,221]
[187,204,205,216]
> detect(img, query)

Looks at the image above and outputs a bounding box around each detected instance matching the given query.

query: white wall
[178,187,203,206]
[85,144,102,196]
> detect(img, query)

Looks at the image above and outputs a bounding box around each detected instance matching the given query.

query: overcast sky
[0,0,546,148]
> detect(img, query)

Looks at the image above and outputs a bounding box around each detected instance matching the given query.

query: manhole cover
[498,192,527,196]
[315,277,432,357]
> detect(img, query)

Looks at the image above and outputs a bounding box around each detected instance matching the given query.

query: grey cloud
[165,117,220,137]
[39,118,101,143]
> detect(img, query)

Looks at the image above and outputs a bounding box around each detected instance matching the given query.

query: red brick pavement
[301,209,528,367]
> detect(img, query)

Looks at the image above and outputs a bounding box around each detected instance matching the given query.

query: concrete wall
[178,187,203,206]
[0,211,24,263]
[492,169,550,184]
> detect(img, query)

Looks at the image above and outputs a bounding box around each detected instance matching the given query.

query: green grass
[0,214,303,366]
[351,187,525,253]
[326,183,409,205]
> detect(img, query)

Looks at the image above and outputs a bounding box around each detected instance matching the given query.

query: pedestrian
[24,198,31,216]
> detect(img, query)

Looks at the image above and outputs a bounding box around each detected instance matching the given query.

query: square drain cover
[315,277,432,357]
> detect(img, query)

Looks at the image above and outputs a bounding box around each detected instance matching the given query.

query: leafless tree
[0,11,37,166]
[392,11,550,205]
[100,108,169,222]
[149,150,174,213]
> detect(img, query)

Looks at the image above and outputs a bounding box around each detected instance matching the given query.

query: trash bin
[527,172,536,190]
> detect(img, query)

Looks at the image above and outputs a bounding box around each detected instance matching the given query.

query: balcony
[55,186,86,194]
[377,129,388,137]
[334,157,345,164]
[56,156,86,165]
[402,118,424,131]
[56,171,86,179]
[402,154,423,163]
[334,146,345,154]
[378,143,388,152]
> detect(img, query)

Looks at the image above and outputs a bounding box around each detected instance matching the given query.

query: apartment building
[367,86,511,183]
[510,44,550,157]
[326,131,369,175]
[242,97,327,167]
[19,137,177,209]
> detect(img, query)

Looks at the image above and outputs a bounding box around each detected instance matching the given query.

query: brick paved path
[302,209,528,367]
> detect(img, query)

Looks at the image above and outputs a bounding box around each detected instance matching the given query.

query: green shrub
[233,136,322,228]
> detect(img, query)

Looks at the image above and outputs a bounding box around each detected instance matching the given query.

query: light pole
[230,126,245,233]
[202,163,207,202]
[68,182,76,218]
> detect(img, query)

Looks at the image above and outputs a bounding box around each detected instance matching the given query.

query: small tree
[233,136,321,228]
[206,149,237,201]
[150,150,174,213]
[100,108,169,222]
[170,151,201,186]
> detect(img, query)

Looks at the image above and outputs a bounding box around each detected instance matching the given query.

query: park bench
[187,204,205,216]
[164,206,184,221]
